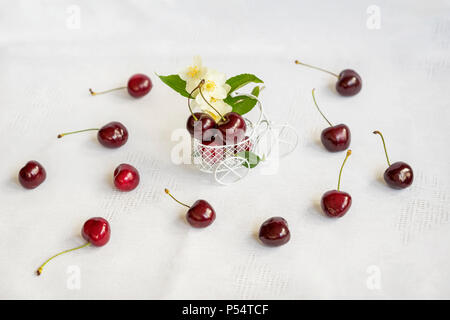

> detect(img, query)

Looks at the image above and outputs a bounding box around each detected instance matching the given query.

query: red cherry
[321,190,352,217]
[217,112,247,145]
[89,73,152,98]
[18,160,46,189]
[336,69,362,96]
[186,112,217,139]
[295,60,362,97]
[127,74,152,98]
[312,89,351,152]
[258,217,290,246]
[57,121,128,149]
[321,124,351,152]
[36,217,111,276]
[114,163,140,192]
[373,131,414,189]
[97,122,128,148]
[320,150,352,217]
[187,200,216,228]
[384,162,414,189]
[165,189,216,228]
[81,217,111,246]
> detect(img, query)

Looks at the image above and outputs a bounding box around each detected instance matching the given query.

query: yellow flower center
[187,66,199,78]
[210,97,218,103]
[205,110,220,121]
[205,80,216,92]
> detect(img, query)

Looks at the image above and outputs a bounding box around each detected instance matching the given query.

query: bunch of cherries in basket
[185,79,251,163]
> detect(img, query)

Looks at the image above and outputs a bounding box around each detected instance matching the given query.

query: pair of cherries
[19,122,140,192]
[165,189,291,247]
[185,80,247,145]
[320,135,413,219]
[58,121,140,191]
[317,126,413,219]
[187,112,247,145]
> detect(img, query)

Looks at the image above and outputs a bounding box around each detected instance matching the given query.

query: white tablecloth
[1,0,449,299]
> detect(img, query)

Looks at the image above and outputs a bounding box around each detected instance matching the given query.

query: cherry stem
[311,88,333,127]
[165,188,190,209]
[198,83,226,122]
[89,87,127,96]
[373,130,391,166]
[36,242,91,276]
[187,80,206,121]
[295,60,339,78]
[337,149,352,191]
[57,128,99,138]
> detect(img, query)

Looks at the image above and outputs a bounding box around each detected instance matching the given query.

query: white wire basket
[191,94,299,185]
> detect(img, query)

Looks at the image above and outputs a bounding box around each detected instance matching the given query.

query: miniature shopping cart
[191,94,299,185]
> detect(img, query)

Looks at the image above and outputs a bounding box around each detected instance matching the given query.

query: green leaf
[236,151,262,169]
[226,74,263,93]
[224,86,261,115]
[157,74,190,98]
[251,86,260,97]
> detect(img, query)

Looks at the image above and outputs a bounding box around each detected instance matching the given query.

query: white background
[1,0,449,299]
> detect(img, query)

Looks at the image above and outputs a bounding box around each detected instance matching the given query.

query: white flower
[195,69,231,104]
[178,55,207,94]
[192,96,232,122]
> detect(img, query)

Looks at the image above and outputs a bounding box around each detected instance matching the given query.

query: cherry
[36,217,110,276]
[57,121,128,148]
[217,112,247,145]
[114,163,140,192]
[81,217,111,246]
[321,150,352,217]
[258,217,290,247]
[165,189,215,228]
[89,73,152,98]
[187,112,217,140]
[295,60,362,96]
[373,131,413,189]
[336,70,362,96]
[18,160,46,189]
[312,89,351,152]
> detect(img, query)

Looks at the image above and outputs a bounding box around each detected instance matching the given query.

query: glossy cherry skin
[384,161,413,189]
[18,161,46,189]
[187,112,217,139]
[186,200,216,228]
[127,74,152,98]
[82,217,111,246]
[97,121,128,148]
[113,163,140,191]
[258,217,290,247]
[217,112,247,145]
[321,124,351,152]
[336,69,362,96]
[321,190,352,217]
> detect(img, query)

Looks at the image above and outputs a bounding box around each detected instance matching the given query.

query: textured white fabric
[1,0,449,299]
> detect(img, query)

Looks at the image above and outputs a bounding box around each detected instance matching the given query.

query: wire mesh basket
[191,94,298,185]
